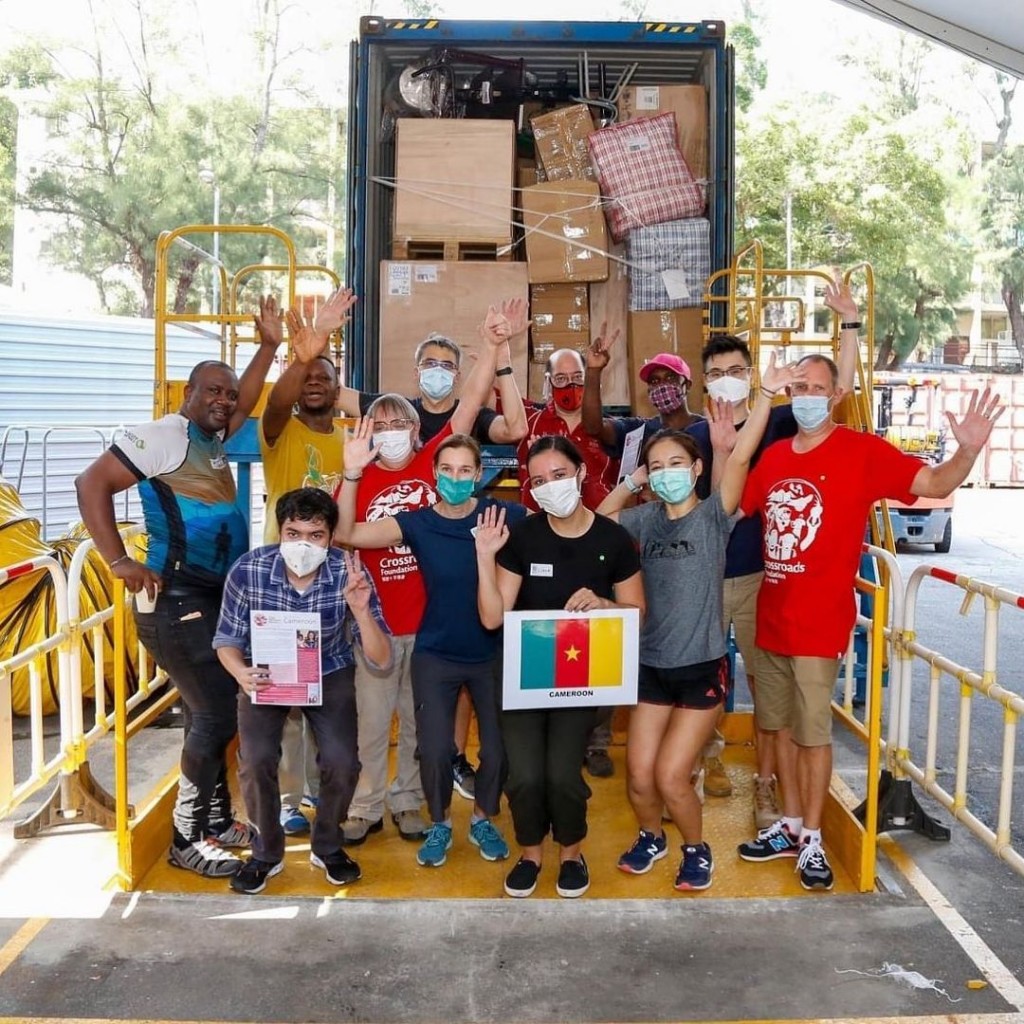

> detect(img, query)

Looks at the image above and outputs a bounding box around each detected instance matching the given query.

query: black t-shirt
[684,404,798,578]
[497,512,641,611]
[359,392,498,445]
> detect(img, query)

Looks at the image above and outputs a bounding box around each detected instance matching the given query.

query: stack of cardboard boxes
[377,86,711,419]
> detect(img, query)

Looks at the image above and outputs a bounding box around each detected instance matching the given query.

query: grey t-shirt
[618,494,737,668]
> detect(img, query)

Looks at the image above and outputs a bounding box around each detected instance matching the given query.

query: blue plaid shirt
[213,545,390,674]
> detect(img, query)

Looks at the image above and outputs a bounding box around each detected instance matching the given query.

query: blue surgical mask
[435,473,475,505]
[649,467,695,504]
[791,395,831,431]
[419,366,456,401]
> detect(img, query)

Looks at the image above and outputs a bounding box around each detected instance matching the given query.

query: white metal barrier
[894,565,1024,874]
[0,555,73,818]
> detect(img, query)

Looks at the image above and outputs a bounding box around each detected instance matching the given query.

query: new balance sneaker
[168,837,241,878]
[753,774,782,831]
[206,820,256,849]
[556,856,590,898]
[469,818,510,861]
[230,858,283,895]
[311,849,361,886]
[504,857,541,898]
[737,820,801,861]
[675,843,714,891]
[797,838,835,890]
[617,829,669,875]
[452,753,477,800]
[417,823,453,867]
[703,756,733,797]
[281,806,310,836]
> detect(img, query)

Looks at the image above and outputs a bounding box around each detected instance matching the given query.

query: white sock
[782,816,803,835]
[800,827,821,845]
[470,813,485,825]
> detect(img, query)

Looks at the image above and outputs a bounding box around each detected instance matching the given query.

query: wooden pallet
[391,237,514,261]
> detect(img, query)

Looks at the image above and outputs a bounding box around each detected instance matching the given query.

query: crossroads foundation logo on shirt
[763,478,823,576]
[366,478,438,559]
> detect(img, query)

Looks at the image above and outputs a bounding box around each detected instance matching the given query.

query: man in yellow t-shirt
[255,292,354,832]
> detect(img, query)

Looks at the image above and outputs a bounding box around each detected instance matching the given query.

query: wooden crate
[391,238,515,262]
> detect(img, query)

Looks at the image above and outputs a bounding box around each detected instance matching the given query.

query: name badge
[530,563,554,578]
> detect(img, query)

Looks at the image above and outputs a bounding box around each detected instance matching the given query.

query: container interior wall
[352,35,725,392]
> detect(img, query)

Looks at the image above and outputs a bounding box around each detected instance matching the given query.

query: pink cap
[638,353,691,383]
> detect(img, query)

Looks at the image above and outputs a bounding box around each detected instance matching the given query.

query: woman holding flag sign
[476,435,645,899]
[596,353,804,892]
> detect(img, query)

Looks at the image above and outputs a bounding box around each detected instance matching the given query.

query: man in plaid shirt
[214,487,392,894]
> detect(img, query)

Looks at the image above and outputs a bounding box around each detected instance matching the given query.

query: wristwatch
[623,474,642,495]
[495,366,514,377]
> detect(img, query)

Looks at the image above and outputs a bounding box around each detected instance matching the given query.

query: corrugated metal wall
[0,314,235,539]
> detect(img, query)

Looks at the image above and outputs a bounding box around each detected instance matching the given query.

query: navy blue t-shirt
[397,497,528,663]
[684,405,798,578]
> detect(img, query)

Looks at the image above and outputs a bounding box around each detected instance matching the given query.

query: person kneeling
[213,488,392,894]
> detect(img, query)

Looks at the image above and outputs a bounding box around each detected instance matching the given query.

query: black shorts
[638,657,731,710]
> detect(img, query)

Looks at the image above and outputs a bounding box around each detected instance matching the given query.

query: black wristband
[495,366,514,377]
[840,320,861,330]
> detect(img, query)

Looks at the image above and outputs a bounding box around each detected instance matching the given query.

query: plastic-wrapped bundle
[627,218,710,310]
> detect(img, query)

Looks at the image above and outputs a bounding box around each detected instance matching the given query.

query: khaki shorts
[722,571,762,680]
[754,650,841,747]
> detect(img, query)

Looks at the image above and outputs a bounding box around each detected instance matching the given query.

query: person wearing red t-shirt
[737,353,1004,891]
[334,306,516,846]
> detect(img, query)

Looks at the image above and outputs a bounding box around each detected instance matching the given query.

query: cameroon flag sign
[502,609,640,710]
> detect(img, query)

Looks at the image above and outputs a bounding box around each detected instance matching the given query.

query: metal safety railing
[0,556,73,819]
[891,565,1024,874]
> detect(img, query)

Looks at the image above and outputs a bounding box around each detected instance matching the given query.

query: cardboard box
[394,119,515,243]
[379,261,530,398]
[531,104,596,182]
[530,284,590,366]
[527,362,549,404]
[627,308,705,418]
[516,158,541,190]
[521,181,609,284]
[617,84,708,179]
[589,241,631,407]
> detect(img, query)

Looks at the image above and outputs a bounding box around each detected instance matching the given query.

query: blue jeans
[134,587,237,842]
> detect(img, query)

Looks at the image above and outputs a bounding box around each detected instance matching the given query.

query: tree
[981,146,1024,363]
[0,97,14,285]
[1,0,341,316]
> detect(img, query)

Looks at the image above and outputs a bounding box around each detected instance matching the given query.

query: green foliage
[737,103,973,367]
[1,3,341,316]
[730,22,767,115]
[0,97,14,285]
[981,145,1024,355]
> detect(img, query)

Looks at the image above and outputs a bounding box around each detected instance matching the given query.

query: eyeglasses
[419,358,457,373]
[372,418,414,433]
[549,372,585,388]
[705,366,752,382]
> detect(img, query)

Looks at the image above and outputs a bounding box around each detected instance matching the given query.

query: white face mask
[532,474,582,518]
[279,540,328,578]
[706,374,750,404]
[374,429,414,462]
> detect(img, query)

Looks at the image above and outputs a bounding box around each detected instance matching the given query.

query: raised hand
[586,320,620,371]
[946,387,1004,454]
[499,297,531,338]
[708,397,738,454]
[824,273,859,323]
[344,417,381,473]
[285,301,331,365]
[342,549,373,614]
[253,295,284,347]
[315,288,358,334]
[481,305,512,348]
[761,350,808,395]
[474,504,509,556]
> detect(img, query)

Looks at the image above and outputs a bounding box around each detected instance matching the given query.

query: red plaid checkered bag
[587,112,706,242]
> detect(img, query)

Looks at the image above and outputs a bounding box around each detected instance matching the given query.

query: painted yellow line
[880,834,1024,1014]
[0,917,47,978]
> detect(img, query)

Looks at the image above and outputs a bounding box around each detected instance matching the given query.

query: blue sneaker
[675,842,714,891]
[617,829,668,874]
[301,793,319,809]
[468,818,510,861]
[416,823,453,867]
[281,806,310,836]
